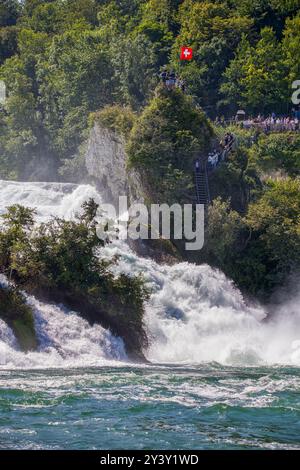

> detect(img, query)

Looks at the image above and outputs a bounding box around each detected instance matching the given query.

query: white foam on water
[0,275,127,369]
[0,180,300,368]
[144,264,300,366]
[0,180,101,221]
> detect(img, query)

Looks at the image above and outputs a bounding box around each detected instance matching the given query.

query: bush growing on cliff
[126,85,213,202]
[91,105,136,139]
[0,201,149,359]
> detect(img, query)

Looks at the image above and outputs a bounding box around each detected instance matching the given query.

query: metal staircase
[195,160,211,205]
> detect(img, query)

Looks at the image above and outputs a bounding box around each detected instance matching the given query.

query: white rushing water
[0,275,126,369]
[0,180,300,368]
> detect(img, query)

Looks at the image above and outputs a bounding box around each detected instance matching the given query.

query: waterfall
[0,275,126,369]
[0,180,101,221]
[0,180,300,368]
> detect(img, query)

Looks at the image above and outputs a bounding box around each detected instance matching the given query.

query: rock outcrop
[85,121,182,264]
[86,123,128,205]
[85,122,145,205]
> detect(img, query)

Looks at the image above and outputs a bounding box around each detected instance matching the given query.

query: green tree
[238,179,300,295]
[222,27,289,113]
[249,133,300,177]
[283,15,300,84]
[111,34,158,108]
[203,198,244,268]
[172,0,253,110]
[0,25,18,63]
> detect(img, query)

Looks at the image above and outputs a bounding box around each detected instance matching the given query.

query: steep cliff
[85,119,180,263]
[85,124,128,205]
[86,121,146,206]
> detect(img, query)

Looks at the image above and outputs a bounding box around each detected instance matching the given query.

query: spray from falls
[0,275,126,369]
[0,180,102,221]
[103,244,300,366]
[0,180,300,368]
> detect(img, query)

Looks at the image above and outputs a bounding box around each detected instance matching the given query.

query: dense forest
[0,0,300,179]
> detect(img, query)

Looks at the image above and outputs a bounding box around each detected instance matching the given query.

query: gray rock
[85,122,145,206]
[86,123,128,205]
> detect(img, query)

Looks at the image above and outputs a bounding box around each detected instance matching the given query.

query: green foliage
[203,198,244,268]
[92,105,136,138]
[249,132,300,177]
[203,174,300,298]
[0,200,149,357]
[172,0,253,111]
[283,14,300,83]
[209,146,256,213]
[0,0,20,27]
[229,0,300,34]
[176,1,253,47]
[0,205,36,269]
[127,85,213,202]
[237,179,300,296]
[0,25,18,64]
[110,33,159,109]
[222,28,289,114]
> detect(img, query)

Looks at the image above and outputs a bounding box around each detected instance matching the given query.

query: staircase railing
[195,160,210,205]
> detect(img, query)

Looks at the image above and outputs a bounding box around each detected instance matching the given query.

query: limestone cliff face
[86,123,128,204]
[85,122,144,205]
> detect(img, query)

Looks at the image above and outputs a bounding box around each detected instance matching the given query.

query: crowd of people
[207,132,235,169]
[215,113,300,133]
[240,115,299,132]
[159,70,186,92]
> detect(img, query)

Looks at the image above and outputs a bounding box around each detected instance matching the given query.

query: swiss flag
[180,46,193,61]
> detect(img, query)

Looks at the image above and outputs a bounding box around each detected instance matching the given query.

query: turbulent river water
[0,180,299,450]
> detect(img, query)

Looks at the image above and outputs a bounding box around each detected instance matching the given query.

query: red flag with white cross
[180,46,193,61]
